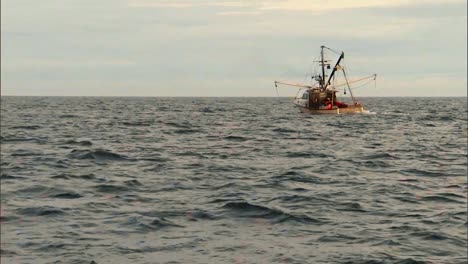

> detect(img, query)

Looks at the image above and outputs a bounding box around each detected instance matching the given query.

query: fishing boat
[274,46,377,114]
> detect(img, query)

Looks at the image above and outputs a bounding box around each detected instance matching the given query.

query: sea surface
[1,96,467,264]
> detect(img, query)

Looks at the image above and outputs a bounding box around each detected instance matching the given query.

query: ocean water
[0,96,467,264]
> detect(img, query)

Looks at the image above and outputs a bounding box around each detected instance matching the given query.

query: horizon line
[1,95,467,98]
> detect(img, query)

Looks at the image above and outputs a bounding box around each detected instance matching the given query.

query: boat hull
[295,105,366,114]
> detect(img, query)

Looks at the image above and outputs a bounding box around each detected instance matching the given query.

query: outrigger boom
[275,73,377,90]
[274,81,314,89]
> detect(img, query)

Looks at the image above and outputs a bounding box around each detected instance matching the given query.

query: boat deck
[296,105,366,114]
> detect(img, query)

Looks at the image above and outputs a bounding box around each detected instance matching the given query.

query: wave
[397,178,419,182]
[63,140,93,146]
[0,249,17,257]
[94,184,130,193]
[11,149,42,156]
[186,210,219,221]
[224,135,249,142]
[272,128,298,133]
[121,216,184,232]
[200,107,215,113]
[318,233,357,242]
[0,135,46,143]
[124,179,143,187]
[211,182,238,190]
[17,206,65,216]
[355,159,391,168]
[362,153,399,160]
[420,195,465,204]
[394,196,421,204]
[285,152,330,158]
[272,194,331,205]
[0,173,26,180]
[222,201,321,224]
[371,239,402,246]
[121,121,151,126]
[271,171,325,184]
[165,122,192,129]
[149,217,184,228]
[58,114,80,118]
[419,114,456,122]
[2,97,467,262]
[50,173,101,181]
[342,258,429,264]
[410,231,467,246]
[437,192,466,199]
[393,259,430,264]
[15,185,83,199]
[174,129,200,134]
[338,202,367,212]
[11,125,41,130]
[52,192,83,199]
[400,169,445,177]
[38,243,70,251]
[138,156,171,162]
[174,151,208,159]
[68,149,130,162]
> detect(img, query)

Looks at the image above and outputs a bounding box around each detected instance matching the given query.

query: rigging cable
[342,69,357,104]
[348,78,376,90]
[374,74,377,90]
[323,46,342,55]
[294,88,303,102]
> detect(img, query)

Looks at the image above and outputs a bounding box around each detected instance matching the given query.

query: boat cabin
[298,88,337,109]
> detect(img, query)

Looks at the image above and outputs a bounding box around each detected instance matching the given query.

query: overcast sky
[1,0,467,97]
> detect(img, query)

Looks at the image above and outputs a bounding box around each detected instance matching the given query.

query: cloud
[126,0,248,8]
[258,0,464,11]
[217,11,262,16]
[364,74,467,97]
[1,0,466,96]
[6,58,135,70]
[127,0,465,12]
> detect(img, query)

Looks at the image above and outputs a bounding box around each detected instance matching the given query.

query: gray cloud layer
[2,0,466,96]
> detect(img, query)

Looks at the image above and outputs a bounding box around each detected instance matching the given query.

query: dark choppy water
[1,96,467,264]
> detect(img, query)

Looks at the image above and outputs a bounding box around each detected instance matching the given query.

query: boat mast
[320,45,325,89]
